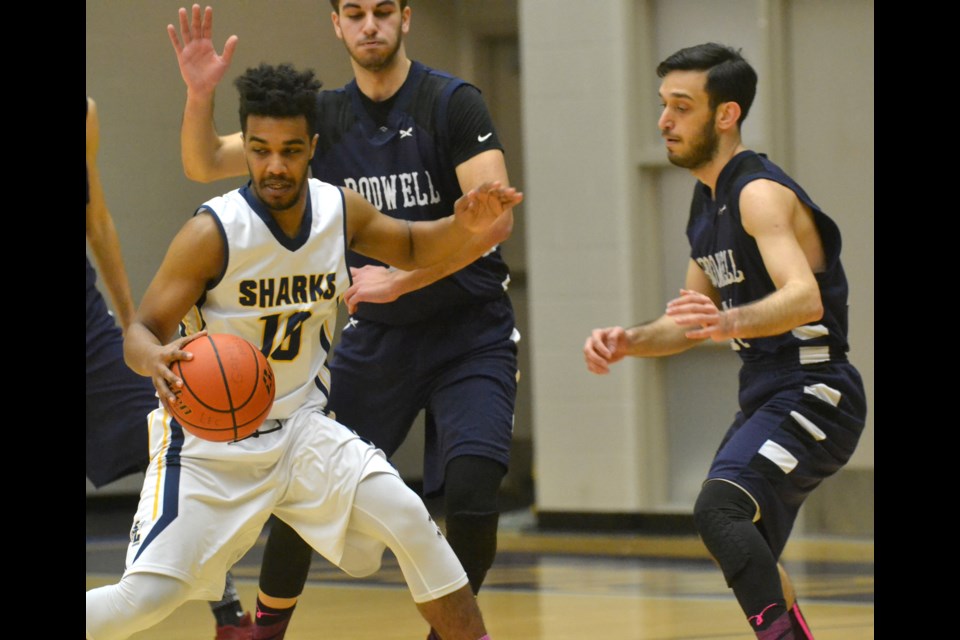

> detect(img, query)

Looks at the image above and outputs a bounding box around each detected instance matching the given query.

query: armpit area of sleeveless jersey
[312,60,511,325]
[180,179,349,418]
[685,150,851,364]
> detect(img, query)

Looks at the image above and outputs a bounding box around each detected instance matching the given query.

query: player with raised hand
[168,4,522,639]
[85,61,519,640]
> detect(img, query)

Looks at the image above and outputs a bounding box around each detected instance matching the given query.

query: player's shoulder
[307,176,343,195]
[728,152,806,207]
[413,61,474,102]
[317,84,350,106]
[197,184,250,219]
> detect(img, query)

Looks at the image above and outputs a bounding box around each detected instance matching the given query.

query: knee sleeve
[443,455,505,515]
[259,517,314,599]
[86,573,190,640]
[693,480,759,586]
[443,456,505,594]
[350,472,467,603]
[694,480,785,621]
[444,511,499,594]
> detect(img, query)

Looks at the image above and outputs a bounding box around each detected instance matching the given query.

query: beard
[666,116,720,170]
[345,31,403,72]
[252,170,308,214]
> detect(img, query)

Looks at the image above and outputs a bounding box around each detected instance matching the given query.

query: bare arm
[124,213,224,405]
[167,4,246,182]
[86,97,138,333]
[342,149,514,312]
[584,260,711,374]
[344,181,522,273]
[666,180,823,341]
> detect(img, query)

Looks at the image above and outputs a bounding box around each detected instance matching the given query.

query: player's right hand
[151,331,208,410]
[167,4,238,97]
[453,181,523,234]
[583,327,628,375]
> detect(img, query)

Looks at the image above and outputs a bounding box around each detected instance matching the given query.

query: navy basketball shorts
[86,305,158,488]
[706,359,866,558]
[328,295,518,496]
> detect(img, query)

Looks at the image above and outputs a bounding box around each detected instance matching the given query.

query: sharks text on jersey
[238,273,337,308]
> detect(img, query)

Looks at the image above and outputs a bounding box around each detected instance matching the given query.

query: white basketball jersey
[181,179,349,418]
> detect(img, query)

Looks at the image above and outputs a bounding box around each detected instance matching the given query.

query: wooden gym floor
[86,506,874,639]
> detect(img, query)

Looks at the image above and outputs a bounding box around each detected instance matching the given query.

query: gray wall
[87,1,873,537]
[520,0,873,533]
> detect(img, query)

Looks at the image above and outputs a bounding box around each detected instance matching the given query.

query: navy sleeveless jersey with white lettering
[686,151,851,363]
[311,61,511,324]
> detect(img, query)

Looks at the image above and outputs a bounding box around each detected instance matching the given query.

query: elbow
[122,341,137,373]
[183,163,216,184]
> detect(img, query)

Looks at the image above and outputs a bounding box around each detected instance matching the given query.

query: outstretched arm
[583,260,711,374]
[344,181,522,276]
[167,4,246,182]
[666,180,824,341]
[86,97,137,333]
[342,149,514,312]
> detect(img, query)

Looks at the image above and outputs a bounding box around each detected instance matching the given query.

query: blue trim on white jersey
[338,187,352,289]
[240,183,314,251]
[194,207,230,291]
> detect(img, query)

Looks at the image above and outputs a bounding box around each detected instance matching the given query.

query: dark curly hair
[656,43,757,126]
[234,63,323,135]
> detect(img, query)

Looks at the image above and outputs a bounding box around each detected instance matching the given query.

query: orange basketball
[169,333,275,442]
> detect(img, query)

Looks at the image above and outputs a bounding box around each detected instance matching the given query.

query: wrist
[388,268,420,296]
[720,307,739,338]
[185,87,217,105]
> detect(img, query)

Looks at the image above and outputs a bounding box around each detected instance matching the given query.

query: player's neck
[692,140,747,197]
[353,54,412,102]
[268,198,308,239]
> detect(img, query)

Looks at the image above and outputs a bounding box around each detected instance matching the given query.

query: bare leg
[416,584,488,640]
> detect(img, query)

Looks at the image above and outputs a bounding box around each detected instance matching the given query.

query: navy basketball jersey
[311,61,511,324]
[686,151,851,363]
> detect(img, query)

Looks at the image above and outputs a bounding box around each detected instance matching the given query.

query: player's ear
[331,10,343,40]
[715,101,741,133]
[401,4,411,35]
[309,133,319,160]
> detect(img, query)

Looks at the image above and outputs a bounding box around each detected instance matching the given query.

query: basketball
[169,333,275,442]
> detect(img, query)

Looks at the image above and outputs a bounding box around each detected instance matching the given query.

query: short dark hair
[329,0,408,11]
[234,63,323,135]
[656,43,757,126]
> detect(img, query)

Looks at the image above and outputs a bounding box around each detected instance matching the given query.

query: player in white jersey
[84,62,521,640]
[178,179,350,418]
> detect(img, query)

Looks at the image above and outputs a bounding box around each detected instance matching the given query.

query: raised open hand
[167,4,238,97]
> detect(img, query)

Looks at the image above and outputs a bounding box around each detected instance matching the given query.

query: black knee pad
[259,518,314,598]
[693,481,758,586]
[445,510,499,594]
[443,456,506,593]
[444,455,506,514]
